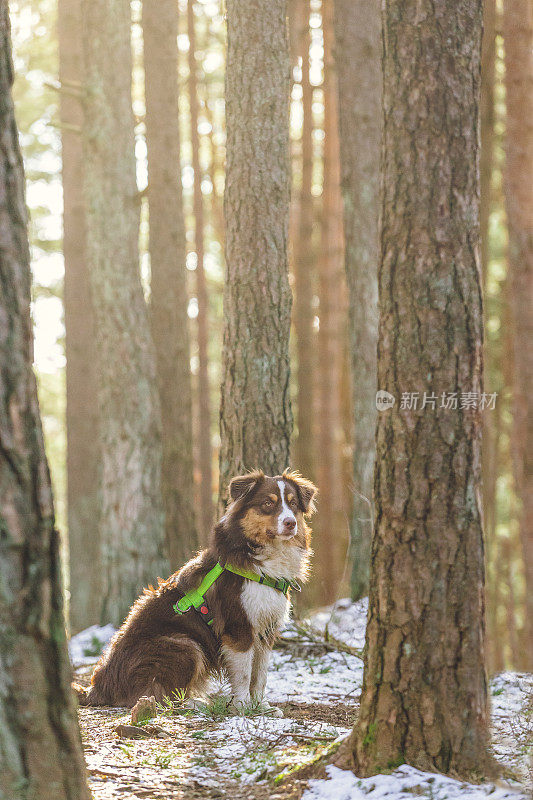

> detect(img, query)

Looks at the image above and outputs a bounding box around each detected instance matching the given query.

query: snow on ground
[71,599,532,799]
[303,764,527,800]
[190,715,347,786]
[308,597,368,651]
[69,623,116,666]
[268,648,363,704]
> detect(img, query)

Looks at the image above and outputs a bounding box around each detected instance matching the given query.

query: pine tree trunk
[480,0,496,285]
[0,5,90,794]
[350,0,491,776]
[58,0,100,631]
[219,0,292,500]
[503,0,533,671]
[480,0,496,650]
[143,0,197,570]
[293,0,315,482]
[485,394,502,674]
[188,0,214,542]
[502,538,520,668]
[315,0,347,604]
[81,0,168,624]
[334,0,380,601]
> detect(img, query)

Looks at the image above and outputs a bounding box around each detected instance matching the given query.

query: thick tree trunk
[188,0,214,542]
[143,0,198,570]
[349,0,491,776]
[503,0,533,671]
[58,0,100,631]
[334,0,380,601]
[315,0,347,604]
[293,0,315,482]
[0,5,90,795]
[81,0,168,624]
[219,0,292,500]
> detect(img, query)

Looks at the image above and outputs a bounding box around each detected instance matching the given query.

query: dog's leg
[222,644,253,712]
[250,642,269,700]
[250,643,283,717]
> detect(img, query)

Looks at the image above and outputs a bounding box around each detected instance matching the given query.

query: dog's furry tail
[72,682,91,706]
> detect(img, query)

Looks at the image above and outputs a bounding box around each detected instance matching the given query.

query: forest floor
[71,599,532,800]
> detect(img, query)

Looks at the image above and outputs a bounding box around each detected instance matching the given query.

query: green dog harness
[173,562,300,627]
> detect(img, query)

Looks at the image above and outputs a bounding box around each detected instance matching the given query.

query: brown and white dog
[74,470,317,713]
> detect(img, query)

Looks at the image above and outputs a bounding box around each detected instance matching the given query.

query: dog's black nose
[283,517,296,530]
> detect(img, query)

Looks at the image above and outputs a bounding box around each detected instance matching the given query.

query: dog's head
[214,470,317,563]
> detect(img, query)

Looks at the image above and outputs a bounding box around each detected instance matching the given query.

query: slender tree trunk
[503,0,533,671]
[293,0,315,482]
[188,0,214,541]
[58,0,100,631]
[204,95,224,264]
[219,0,292,501]
[486,395,503,674]
[81,0,168,624]
[349,0,491,776]
[480,0,496,285]
[502,538,520,668]
[334,0,380,601]
[315,0,347,604]
[0,5,90,795]
[143,0,197,570]
[479,0,497,669]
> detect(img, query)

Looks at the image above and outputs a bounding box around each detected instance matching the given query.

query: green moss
[363,721,378,747]
[385,755,405,771]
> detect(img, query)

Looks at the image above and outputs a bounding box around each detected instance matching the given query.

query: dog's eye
[289,498,298,510]
[262,499,273,509]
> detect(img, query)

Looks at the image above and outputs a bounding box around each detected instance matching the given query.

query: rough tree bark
[58,0,101,633]
[143,0,198,570]
[293,0,315,482]
[315,0,347,604]
[349,0,491,776]
[0,4,90,795]
[81,0,168,624]
[188,0,214,542]
[219,0,292,500]
[334,0,381,600]
[503,0,533,671]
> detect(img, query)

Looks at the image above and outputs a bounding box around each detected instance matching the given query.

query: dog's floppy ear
[283,470,318,514]
[228,470,264,502]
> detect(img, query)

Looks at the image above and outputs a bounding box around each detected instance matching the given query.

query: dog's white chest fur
[240,542,306,634]
[241,580,289,633]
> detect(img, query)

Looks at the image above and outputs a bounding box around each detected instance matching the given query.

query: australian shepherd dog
[74,470,317,714]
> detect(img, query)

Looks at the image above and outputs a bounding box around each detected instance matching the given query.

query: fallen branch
[277,622,363,661]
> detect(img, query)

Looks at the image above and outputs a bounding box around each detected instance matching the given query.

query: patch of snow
[303,764,528,800]
[68,624,116,667]
[490,671,533,789]
[308,597,368,651]
[201,715,347,784]
[268,649,363,704]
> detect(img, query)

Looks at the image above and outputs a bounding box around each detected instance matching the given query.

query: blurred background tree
[8,0,532,669]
